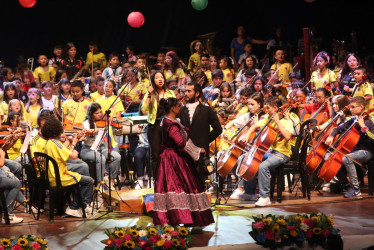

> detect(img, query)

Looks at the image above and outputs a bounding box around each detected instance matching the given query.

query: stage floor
[1,182,374,249]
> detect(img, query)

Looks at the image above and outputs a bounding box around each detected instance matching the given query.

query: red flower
[171,231,179,237]
[148,236,158,244]
[265,230,274,240]
[105,238,114,246]
[114,238,122,246]
[304,218,311,224]
[179,238,186,246]
[11,245,21,250]
[287,226,295,231]
[164,240,172,248]
[306,229,313,238]
[138,240,147,248]
[124,234,132,241]
[323,229,331,237]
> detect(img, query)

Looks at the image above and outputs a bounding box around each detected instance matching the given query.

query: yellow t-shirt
[237,105,249,115]
[90,92,104,102]
[54,95,71,108]
[311,69,337,90]
[86,52,107,70]
[353,82,374,111]
[43,139,81,187]
[256,114,294,158]
[205,70,213,86]
[0,101,26,120]
[96,95,124,118]
[119,82,147,102]
[164,68,186,80]
[25,105,42,129]
[33,66,56,82]
[7,138,23,160]
[188,53,201,73]
[271,62,293,81]
[62,98,92,124]
[222,68,233,83]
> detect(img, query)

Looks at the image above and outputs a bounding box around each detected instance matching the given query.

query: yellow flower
[295,216,303,224]
[164,227,172,234]
[272,226,280,235]
[149,228,158,235]
[327,217,334,226]
[1,238,11,247]
[129,229,139,237]
[36,238,47,245]
[156,240,165,247]
[262,218,271,226]
[115,230,125,238]
[171,238,180,246]
[276,219,287,226]
[311,216,319,223]
[18,238,28,247]
[179,227,188,236]
[290,230,298,237]
[124,240,135,249]
[313,227,322,235]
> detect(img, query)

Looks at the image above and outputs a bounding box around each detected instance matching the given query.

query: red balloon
[19,0,36,8]
[127,12,145,28]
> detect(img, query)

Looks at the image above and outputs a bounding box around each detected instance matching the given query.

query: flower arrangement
[249,212,341,249]
[0,235,48,250]
[101,224,193,249]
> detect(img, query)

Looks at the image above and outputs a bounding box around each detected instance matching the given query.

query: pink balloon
[127,12,145,28]
[19,0,36,8]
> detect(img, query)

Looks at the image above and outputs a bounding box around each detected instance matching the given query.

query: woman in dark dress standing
[153,97,214,227]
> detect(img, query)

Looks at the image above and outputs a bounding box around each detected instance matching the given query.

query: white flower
[267,217,273,222]
[161,234,171,241]
[328,214,334,218]
[138,230,148,237]
[301,213,307,217]
[300,223,309,232]
[257,214,262,219]
[317,212,322,216]
[170,227,174,232]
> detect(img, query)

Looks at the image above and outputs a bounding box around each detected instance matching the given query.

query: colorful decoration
[0,235,48,249]
[127,12,145,28]
[102,225,192,249]
[249,212,341,249]
[191,0,208,11]
[19,0,36,8]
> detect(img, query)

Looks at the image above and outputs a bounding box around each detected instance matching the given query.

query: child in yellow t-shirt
[90,77,105,102]
[270,48,293,81]
[25,88,43,129]
[219,56,234,83]
[41,118,94,217]
[5,112,25,163]
[55,78,71,110]
[349,67,374,111]
[62,80,92,124]
[311,51,337,92]
[33,54,56,83]
[97,80,124,118]
[188,40,205,73]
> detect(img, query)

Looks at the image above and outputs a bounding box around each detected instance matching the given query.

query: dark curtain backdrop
[1,0,374,67]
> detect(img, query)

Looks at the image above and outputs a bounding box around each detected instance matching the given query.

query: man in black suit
[179,82,222,185]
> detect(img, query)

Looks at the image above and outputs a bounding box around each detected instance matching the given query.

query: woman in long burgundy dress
[153,98,214,227]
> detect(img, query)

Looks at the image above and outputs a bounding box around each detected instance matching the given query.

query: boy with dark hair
[33,55,56,83]
[86,41,107,71]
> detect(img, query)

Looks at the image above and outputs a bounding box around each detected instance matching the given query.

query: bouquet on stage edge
[102,224,193,249]
[0,235,48,250]
[249,212,341,249]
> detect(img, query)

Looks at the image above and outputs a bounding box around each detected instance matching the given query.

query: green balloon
[191,0,208,11]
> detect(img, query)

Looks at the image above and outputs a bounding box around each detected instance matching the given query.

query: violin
[317,108,374,182]
[95,117,125,129]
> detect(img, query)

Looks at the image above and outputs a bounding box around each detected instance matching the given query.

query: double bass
[317,108,374,182]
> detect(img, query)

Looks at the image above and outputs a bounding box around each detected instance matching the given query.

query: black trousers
[147,120,162,179]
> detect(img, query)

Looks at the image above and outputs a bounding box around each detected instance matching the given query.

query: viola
[317,108,374,182]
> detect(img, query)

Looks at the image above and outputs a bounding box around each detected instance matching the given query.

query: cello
[216,108,265,177]
[305,105,350,174]
[317,108,374,182]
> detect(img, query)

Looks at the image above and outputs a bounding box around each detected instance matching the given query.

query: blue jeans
[258,150,289,198]
[134,146,150,178]
[4,159,22,178]
[70,175,94,209]
[343,150,373,189]
[0,168,23,214]
[67,158,90,177]
[80,144,121,181]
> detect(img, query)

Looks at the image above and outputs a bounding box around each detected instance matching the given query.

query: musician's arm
[329,117,355,138]
[274,116,292,141]
[208,108,223,143]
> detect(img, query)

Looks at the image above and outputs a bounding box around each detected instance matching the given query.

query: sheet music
[90,129,105,152]
[20,131,32,154]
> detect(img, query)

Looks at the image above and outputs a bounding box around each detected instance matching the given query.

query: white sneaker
[230,188,245,200]
[254,197,271,207]
[104,176,115,191]
[207,186,217,193]
[65,206,83,218]
[31,206,44,214]
[85,205,97,216]
[2,214,23,224]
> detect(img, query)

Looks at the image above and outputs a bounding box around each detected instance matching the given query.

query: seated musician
[228,88,250,120]
[241,96,294,206]
[302,88,332,120]
[90,77,105,102]
[211,83,235,113]
[203,69,223,102]
[325,96,374,198]
[80,103,121,190]
[119,67,147,113]
[40,118,94,218]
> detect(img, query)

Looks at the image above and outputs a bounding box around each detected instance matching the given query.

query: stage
[1,181,374,250]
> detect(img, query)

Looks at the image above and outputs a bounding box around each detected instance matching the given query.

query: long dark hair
[217,82,233,102]
[163,51,180,74]
[341,53,361,80]
[4,83,19,104]
[159,97,178,114]
[150,70,167,94]
[85,102,102,129]
[57,78,71,109]
[332,95,351,118]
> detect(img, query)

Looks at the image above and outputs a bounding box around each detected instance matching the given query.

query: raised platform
[102,189,212,214]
